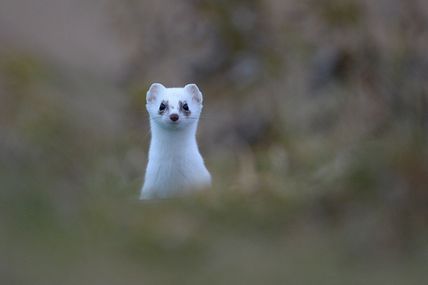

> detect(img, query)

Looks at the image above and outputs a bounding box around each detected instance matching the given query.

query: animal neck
[149,121,199,157]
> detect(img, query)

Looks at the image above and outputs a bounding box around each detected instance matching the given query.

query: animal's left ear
[184,84,203,104]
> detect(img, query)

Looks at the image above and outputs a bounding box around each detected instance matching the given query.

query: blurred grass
[1,0,428,283]
[1,186,427,284]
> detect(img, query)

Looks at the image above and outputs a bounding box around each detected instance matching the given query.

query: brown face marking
[158,100,168,115]
[179,100,191,116]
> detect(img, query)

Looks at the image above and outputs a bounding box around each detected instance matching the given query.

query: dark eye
[159,103,166,111]
[182,103,189,111]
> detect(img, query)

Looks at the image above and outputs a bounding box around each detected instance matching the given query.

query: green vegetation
[1,0,427,284]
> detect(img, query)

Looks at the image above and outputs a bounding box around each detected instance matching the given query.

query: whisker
[150,117,163,121]
[149,115,212,122]
[187,116,211,120]
[143,130,151,141]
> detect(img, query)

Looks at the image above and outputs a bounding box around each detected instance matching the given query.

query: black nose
[170,114,179,122]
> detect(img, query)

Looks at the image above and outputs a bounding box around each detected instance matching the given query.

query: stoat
[140,83,211,199]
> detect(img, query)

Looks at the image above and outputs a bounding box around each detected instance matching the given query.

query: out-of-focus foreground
[1,0,427,284]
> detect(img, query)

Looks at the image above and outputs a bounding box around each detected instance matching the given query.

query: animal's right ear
[146,83,165,103]
[184,84,203,104]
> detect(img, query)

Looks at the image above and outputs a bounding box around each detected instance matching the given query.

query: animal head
[146,83,203,129]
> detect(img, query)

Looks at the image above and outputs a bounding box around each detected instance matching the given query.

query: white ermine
[140,83,211,199]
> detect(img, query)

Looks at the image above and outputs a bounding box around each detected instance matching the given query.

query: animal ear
[147,83,165,103]
[184,84,203,103]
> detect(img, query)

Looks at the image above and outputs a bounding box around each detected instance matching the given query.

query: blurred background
[1,0,427,284]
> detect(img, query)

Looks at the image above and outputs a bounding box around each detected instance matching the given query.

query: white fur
[140,83,211,199]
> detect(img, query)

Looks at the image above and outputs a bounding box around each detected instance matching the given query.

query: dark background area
[1,0,427,284]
